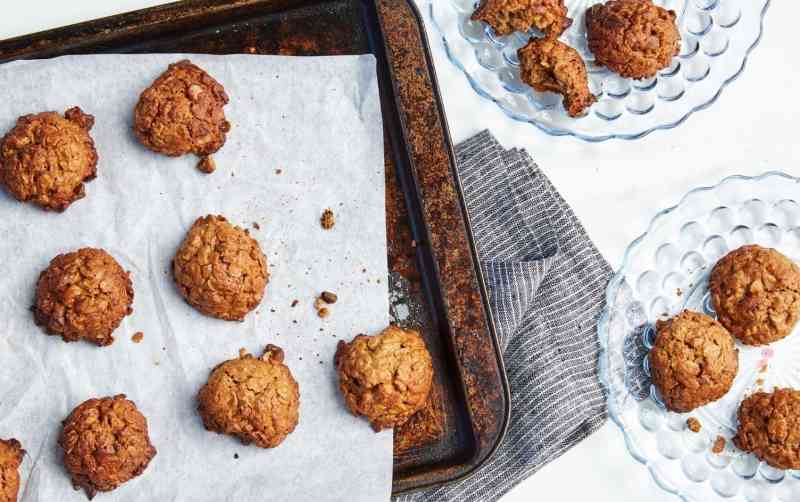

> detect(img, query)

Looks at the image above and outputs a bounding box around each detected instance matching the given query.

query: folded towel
[397,130,612,502]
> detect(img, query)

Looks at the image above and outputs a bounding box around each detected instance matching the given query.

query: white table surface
[1,2,797,501]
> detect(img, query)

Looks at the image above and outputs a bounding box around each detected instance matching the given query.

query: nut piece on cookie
[472,0,572,38]
[649,310,739,413]
[59,395,156,500]
[586,0,681,79]
[197,345,300,448]
[0,438,24,502]
[734,388,800,470]
[709,245,800,346]
[335,326,434,431]
[518,38,597,117]
[173,215,269,321]
[134,60,230,166]
[34,248,134,347]
[0,107,97,212]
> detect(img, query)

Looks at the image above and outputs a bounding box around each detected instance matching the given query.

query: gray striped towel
[397,130,612,502]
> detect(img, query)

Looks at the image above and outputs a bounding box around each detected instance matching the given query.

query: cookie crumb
[252,222,260,230]
[291,299,299,308]
[687,417,702,433]
[197,156,216,174]
[712,436,726,454]
[234,453,239,459]
[320,209,335,230]
[132,332,144,343]
[756,378,765,386]
[321,291,338,304]
[275,169,282,175]
[318,308,329,319]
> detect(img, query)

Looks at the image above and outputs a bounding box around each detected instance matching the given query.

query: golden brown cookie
[197,345,300,448]
[649,310,738,413]
[134,60,230,170]
[34,248,134,347]
[335,326,434,431]
[518,38,597,117]
[734,388,800,470]
[173,215,269,321]
[586,0,680,79]
[709,245,800,346]
[472,0,572,38]
[0,438,24,502]
[59,395,156,500]
[0,107,97,212]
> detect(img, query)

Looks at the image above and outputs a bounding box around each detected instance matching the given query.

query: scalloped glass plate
[599,172,800,502]
[430,0,770,141]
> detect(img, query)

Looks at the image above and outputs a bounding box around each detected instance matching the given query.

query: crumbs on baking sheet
[320,208,335,230]
[687,417,702,433]
[712,436,726,454]
[132,332,144,343]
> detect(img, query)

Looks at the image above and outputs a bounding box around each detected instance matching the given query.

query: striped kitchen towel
[397,130,612,502]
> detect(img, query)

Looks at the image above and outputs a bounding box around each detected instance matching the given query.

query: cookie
[472,0,572,38]
[733,388,800,470]
[586,0,681,79]
[0,107,97,211]
[34,248,134,347]
[518,38,597,117]
[134,60,230,170]
[709,245,800,346]
[0,438,24,502]
[649,310,738,413]
[335,326,434,431]
[197,345,300,448]
[59,395,156,499]
[172,215,269,321]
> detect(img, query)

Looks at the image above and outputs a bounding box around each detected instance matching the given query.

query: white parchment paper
[0,54,391,502]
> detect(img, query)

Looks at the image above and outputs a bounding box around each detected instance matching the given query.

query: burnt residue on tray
[0,0,509,495]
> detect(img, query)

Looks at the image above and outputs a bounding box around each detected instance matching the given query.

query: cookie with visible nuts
[472,0,572,38]
[335,326,434,431]
[649,310,738,413]
[734,388,800,470]
[0,438,24,502]
[173,215,269,321]
[198,345,300,448]
[59,395,156,499]
[34,248,134,347]
[586,0,681,79]
[709,245,800,346]
[518,38,597,117]
[1,107,97,211]
[134,60,230,170]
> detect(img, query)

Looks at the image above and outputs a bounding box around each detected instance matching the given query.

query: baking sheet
[0,54,391,502]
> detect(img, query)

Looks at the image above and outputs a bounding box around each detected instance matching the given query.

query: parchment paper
[0,54,391,502]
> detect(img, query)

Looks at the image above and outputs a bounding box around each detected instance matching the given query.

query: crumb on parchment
[687,417,702,433]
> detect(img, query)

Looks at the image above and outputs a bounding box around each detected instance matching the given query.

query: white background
[1,2,797,501]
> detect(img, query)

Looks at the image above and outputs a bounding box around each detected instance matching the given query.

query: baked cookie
[649,310,738,413]
[518,38,597,117]
[34,248,134,347]
[134,60,230,172]
[733,388,800,470]
[335,326,434,431]
[0,107,97,211]
[198,345,300,448]
[0,438,24,502]
[173,215,269,321]
[59,395,156,499]
[472,0,572,38]
[586,0,680,79]
[709,245,800,346]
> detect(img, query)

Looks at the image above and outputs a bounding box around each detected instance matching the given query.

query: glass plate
[599,172,800,502]
[429,0,770,141]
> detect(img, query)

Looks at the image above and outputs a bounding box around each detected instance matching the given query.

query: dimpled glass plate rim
[598,171,800,502]
[429,0,770,142]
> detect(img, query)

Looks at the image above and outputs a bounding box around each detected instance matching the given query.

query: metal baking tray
[0,0,510,495]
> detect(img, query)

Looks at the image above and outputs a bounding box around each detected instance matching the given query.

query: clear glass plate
[429,0,770,141]
[599,172,800,502]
